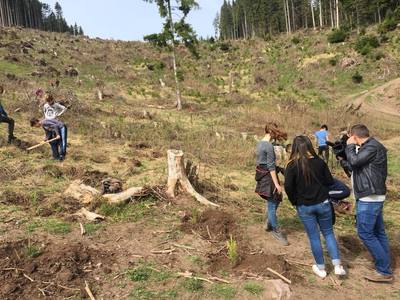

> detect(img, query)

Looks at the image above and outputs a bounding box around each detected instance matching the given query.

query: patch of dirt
[37,196,82,217]
[41,165,63,178]
[81,170,109,188]
[0,240,113,300]
[180,209,238,241]
[0,191,31,206]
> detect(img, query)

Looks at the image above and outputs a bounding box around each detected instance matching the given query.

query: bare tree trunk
[291,0,296,31]
[377,3,381,23]
[167,0,182,111]
[330,0,334,28]
[311,1,316,30]
[335,0,339,28]
[319,0,323,28]
[244,10,248,39]
[283,0,289,34]
[286,0,292,33]
[166,150,219,207]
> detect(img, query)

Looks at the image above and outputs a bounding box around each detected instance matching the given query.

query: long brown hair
[265,122,287,142]
[288,135,318,185]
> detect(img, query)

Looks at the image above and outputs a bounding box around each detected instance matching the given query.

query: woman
[284,135,346,278]
[255,122,288,246]
[43,93,67,120]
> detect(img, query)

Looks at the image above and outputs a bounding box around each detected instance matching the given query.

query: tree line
[217,0,400,39]
[0,0,84,35]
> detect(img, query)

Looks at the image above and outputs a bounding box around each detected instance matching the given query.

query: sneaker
[364,271,394,283]
[265,222,273,232]
[334,265,347,276]
[312,265,327,279]
[271,229,289,246]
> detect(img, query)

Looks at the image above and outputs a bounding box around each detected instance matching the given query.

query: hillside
[0,25,400,299]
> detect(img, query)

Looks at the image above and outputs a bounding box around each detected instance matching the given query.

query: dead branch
[76,208,105,221]
[177,271,214,284]
[103,186,146,204]
[85,281,96,300]
[172,243,196,251]
[80,223,86,235]
[23,273,34,282]
[267,267,291,284]
[209,276,231,284]
[151,248,176,255]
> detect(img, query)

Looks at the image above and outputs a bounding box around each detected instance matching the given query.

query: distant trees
[0,0,84,35]
[218,0,400,39]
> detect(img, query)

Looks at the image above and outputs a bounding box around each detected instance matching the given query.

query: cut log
[76,208,105,222]
[166,150,218,207]
[103,187,146,204]
[64,180,100,204]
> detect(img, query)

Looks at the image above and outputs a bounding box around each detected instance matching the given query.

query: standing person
[343,124,393,282]
[43,93,67,120]
[30,118,68,161]
[255,122,289,246]
[0,86,15,144]
[284,135,346,278]
[315,125,330,163]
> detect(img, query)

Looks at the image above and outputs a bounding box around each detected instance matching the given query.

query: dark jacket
[0,103,8,117]
[344,137,387,199]
[42,119,65,139]
[284,157,334,206]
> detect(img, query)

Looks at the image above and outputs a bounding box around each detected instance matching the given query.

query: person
[342,124,393,283]
[0,86,15,144]
[284,135,346,278]
[30,117,68,161]
[315,125,330,163]
[255,122,289,246]
[43,93,67,120]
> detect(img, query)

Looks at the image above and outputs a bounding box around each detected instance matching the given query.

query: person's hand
[347,136,356,145]
[275,185,283,194]
[55,135,61,140]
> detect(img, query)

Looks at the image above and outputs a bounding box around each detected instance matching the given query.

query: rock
[340,57,356,68]
[101,178,123,194]
[263,279,292,300]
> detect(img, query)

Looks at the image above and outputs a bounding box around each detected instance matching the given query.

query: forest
[0,0,84,35]
[217,0,400,39]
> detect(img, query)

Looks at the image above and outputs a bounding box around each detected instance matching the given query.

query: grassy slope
[0,26,400,299]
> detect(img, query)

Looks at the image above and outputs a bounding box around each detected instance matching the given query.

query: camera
[327,133,352,177]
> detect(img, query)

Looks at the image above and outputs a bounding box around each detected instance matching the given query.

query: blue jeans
[297,201,341,269]
[60,126,68,158]
[266,200,280,229]
[356,201,392,276]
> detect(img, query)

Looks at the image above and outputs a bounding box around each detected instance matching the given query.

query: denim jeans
[48,126,67,160]
[0,115,14,140]
[60,126,68,157]
[356,201,392,276]
[297,201,341,269]
[266,200,280,229]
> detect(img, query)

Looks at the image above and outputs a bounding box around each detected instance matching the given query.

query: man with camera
[343,124,393,283]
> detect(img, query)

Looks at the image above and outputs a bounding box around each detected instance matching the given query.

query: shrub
[291,36,301,45]
[378,17,398,34]
[379,34,390,43]
[354,35,380,55]
[352,71,363,84]
[329,58,337,66]
[327,29,347,43]
[219,42,231,52]
[374,51,385,61]
[226,235,238,265]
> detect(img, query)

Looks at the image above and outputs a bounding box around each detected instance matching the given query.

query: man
[0,86,15,144]
[30,118,68,161]
[344,124,393,282]
[315,124,330,163]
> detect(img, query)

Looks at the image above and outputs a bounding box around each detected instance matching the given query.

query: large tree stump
[166,150,219,207]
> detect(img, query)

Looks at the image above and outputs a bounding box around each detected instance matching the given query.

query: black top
[284,157,334,206]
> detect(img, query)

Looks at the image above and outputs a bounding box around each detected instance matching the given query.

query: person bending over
[0,86,15,144]
[30,118,68,161]
[284,135,346,278]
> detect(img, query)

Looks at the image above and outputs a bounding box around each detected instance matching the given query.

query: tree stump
[166,150,219,207]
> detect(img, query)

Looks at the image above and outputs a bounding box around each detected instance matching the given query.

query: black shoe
[271,229,289,246]
[265,222,273,232]
[7,136,15,144]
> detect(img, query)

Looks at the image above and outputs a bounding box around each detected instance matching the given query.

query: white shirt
[43,103,67,120]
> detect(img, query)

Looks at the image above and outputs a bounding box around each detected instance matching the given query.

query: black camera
[327,134,352,177]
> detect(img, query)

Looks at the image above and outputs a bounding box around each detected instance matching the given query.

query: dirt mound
[81,170,109,188]
[0,191,30,206]
[38,196,82,217]
[0,240,113,299]
[181,209,238,241]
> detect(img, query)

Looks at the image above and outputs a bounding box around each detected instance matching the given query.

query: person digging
[0,86,16,144]
[30,117,68,161]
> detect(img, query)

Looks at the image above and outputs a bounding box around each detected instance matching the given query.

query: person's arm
[284,163,297,205]
[266,143,282,193]
[0,103,8,117]
[54,103,67,116]
[345,143,376,168]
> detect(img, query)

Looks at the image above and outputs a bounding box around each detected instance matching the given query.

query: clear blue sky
[43,0,223,41]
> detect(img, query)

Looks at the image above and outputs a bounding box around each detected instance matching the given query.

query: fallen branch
[172,243,196,251]
[103,186,146,204]
[23,273,35,282]
[177,271,214,284]
[151,248,176,255]
[209,276,231,284]
[85,281,96,300]
[80,223,86,235]
[76,208,105,222]
[267,267,291,284]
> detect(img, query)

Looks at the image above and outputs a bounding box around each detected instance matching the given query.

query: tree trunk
[335,0,339,28]
[167,0,183,111]
[319,0,323,28]
[330,0,334,28]
[311,1,316,30]
[377,4,381,24]
[291,0,296,31]
[283,0,288,34]
[166,150,219,207]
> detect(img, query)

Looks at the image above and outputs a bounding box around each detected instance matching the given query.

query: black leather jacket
[342,138,387,199]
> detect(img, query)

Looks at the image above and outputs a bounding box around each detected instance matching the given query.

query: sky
[42,0,223,41]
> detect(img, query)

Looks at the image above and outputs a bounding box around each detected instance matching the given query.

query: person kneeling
[30,118,68,161]
[284,136,346,278]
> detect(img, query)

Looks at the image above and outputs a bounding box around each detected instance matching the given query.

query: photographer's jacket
[345,138,387,199]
